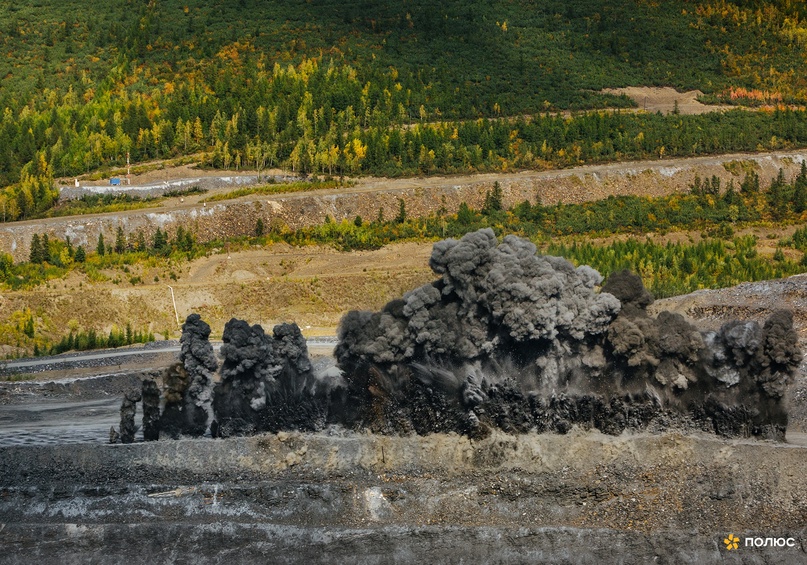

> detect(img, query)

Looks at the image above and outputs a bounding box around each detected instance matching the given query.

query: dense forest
[3,0,807,220]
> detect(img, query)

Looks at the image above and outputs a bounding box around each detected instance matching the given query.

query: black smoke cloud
[212,320,333,437]
[119,229,802,441]
[116,314,343,441]
[159,313,219,438]
[335,229,802,439]
[114,314,221,442]
[337,230,619,371]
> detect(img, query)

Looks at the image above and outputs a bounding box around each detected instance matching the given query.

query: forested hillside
[3,0,807,221]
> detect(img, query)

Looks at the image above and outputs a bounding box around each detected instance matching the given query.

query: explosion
[117,229,802,442]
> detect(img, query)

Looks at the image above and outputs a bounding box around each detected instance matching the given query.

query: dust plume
[118,229,801,441]
[335,230,801,439]
[212,320,330,437]
[159,313,219,438]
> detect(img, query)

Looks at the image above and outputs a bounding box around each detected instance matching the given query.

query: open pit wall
[2,150,807,263]
[2,430,807,564]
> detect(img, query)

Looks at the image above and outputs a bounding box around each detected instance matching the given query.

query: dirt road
[62,148,807,213]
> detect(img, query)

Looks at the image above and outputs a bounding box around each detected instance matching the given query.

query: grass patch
[206,179,350,202]
[0,373,37,382]
[43,196,158,218]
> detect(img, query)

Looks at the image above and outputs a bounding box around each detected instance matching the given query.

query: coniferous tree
[24,314,35,338]
[175,226,194,251]
[483,181,504,214]
[794,161,807,214]
[152,228,168,254]
[690,176,702,196]
[182,229,194,252]
[41,234,50,263]
[722,181,740,206]
[767,168,790,220]
[741,171,760,194]
[457,202,474,225]
[707,175,721,196]
[115,226,126,253]
[395,198,407,224]
[96,233,106,256]
[74,245,86,263]
[29,233,42,264]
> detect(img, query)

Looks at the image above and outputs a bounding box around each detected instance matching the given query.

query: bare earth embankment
[2,428,806,564]
[3,148,807,263]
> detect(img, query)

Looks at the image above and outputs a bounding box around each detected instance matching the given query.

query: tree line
[6,53,807,222]
[6,0,807,221]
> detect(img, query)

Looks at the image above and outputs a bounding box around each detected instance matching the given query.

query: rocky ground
[1,430,806,564]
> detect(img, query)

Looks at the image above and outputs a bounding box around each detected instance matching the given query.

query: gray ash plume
[159,314,218,438]
[120,230,802,442]
[118,314,219,441]
[118,389,141,444]
[263,322,333,431]
[122,314,330,441]
[335,229,802,440]
[212,320,329,437]
[212,319,278,437]
[336,228,622,434]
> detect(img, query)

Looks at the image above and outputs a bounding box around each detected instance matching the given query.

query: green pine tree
[395,198,407,224]
[115,226,126,253]
[457,202,474,225]
[41,234,50,263]
[23,314,35,338]
[29,233,42,264]
[483,181,504,214]
[741,171,760,194]
[152,228,167,253]
[794,161,807,214]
